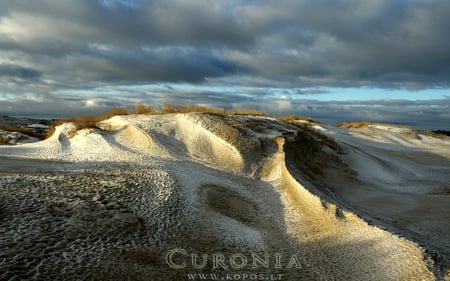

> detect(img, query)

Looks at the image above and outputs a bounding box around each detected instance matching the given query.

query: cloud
[0,0,449,129]
[1,85,448,130]
[0,0,449,89]
[0,63,41,79]
[285,99,450,130]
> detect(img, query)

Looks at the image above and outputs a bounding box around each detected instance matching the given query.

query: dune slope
[0,113,448,280]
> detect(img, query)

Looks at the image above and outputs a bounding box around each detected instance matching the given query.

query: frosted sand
[0,113,448,280]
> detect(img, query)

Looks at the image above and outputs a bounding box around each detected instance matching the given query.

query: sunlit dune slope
[1,113,448,280]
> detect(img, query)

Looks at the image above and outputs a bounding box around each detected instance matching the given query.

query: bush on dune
[100,107,129,120]
[71,116,98,130]
[45,102,269,139]
[278,115,315,123]
[46,107,130,138]
[227,108,267,116]
[158,101,267,116]
[45,102,344,142]
[338,121,372,128]
[46,116,98,139]
[161,101,176,113]
[338,121,413,129]
[338,121,449,139]
[132,104,155,115]
[173,104,226,115]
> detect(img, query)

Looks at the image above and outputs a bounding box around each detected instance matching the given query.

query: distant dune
[0,113,449,280]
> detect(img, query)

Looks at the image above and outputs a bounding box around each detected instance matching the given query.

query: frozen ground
[0,113,448,280]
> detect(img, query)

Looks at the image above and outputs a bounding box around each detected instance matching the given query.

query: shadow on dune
[283,130,446,280]
[0,113,441,280]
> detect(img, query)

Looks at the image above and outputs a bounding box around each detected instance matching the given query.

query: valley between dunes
[0,113,449,280]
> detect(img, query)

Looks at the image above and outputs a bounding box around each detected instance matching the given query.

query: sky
[0,0,449,129]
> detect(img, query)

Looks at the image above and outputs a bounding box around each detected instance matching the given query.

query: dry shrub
[227,108,267,116]
[100,107,128,120]
[0,125,45,139]
[159,101,266,116]
[174,104,227,115]
[338,121,449,140]
[132,104,155,115]
[160,102,230,115]
[279,115,315,122]
[339,121,413,130]
[46,116,99,139]
[206,107,227,115]
[161,101,176,113]
[46,107,130,138]
[140,100,266,116]
[338,121,371,128]
[171,104,189,113]
[175,104,202,113]
[71,115,98,130]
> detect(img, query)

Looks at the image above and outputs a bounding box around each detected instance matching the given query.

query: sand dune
[0,113,448,280]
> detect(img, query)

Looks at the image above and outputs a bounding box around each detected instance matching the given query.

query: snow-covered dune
[0,113,448,280]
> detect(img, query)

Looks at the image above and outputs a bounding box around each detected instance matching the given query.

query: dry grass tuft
[44,102,337,140]
[338,121,413,129]
[338,121,372,128]
[46,116,97,138]
[71,116,98,130]
[46,116,99,138]
[339,122,449,140]
[173,104,227,115]
[227,108,267,116]
[158,101,266,116]
[278,115,315,123]
[46,107,130,138]
[100,107,129,120]
[132,104,155,115]
[161,101,176,113]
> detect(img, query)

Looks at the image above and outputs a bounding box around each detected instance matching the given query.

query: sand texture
[0,113,448,280]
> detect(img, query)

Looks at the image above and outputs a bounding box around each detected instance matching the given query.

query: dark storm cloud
[0,0,249,86]
[78,45,241,83]
[0,63,41,79]
[0,0,449,88]
[225,0,450,88]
